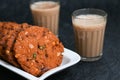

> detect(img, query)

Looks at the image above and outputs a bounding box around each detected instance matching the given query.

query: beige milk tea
[72,14,106,58]
[30,1,60,35]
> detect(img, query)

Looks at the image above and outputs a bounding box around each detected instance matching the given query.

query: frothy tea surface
[31,1,58,10]
[73,14,106,30]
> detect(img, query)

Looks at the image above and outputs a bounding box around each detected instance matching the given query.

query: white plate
[0,48,81,80]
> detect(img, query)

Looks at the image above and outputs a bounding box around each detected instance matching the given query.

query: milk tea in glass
[72,9,107,61]
[30,0,60,36]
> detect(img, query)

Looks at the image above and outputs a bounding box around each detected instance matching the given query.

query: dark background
[0,0,120,80]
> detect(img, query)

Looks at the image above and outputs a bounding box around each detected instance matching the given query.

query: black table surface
[1,0,120,80]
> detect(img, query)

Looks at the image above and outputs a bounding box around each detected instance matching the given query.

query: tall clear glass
[30,0,60,36]
[72,8,107,61]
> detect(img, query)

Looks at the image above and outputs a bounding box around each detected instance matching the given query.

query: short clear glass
[30,0,60,36]
[72,8,107,61]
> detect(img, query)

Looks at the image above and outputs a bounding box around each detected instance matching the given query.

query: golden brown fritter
[14,26,64,76]
[0,22,30,67]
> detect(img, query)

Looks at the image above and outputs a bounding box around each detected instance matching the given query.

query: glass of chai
[72,8,107,61]
[30,0,60,36]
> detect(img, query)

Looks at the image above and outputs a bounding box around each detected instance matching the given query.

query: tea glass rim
[30,0,60,4]
[72,8,107,20]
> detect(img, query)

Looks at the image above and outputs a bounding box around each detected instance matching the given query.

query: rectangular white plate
[0,48,81,80]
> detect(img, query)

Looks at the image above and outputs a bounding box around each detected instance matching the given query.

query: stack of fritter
[0,22,64,76]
